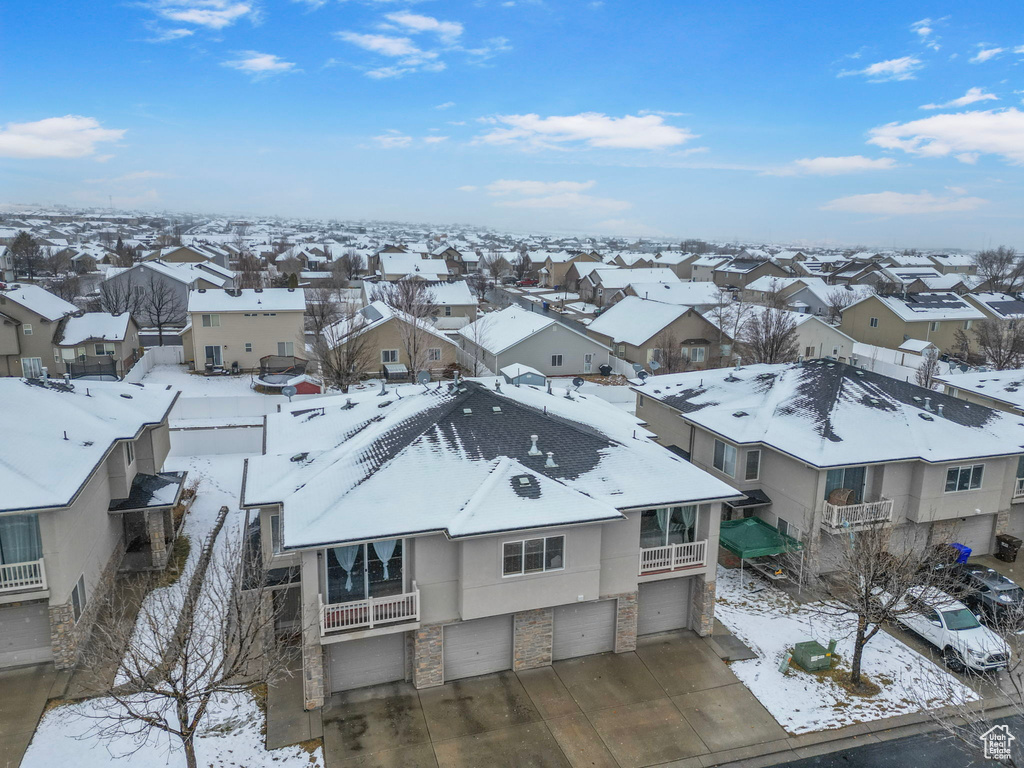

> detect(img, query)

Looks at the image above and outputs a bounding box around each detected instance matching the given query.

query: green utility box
[792,640,832,672]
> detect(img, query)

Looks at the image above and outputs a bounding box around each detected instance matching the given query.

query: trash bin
[598,364,613,376]
[996,534,1022,563]
[792,640,832,672]
[542,301,550,311]
[950,543,972,563]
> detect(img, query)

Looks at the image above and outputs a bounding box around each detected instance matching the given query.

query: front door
[584,353,593,374]
[20,357,42,378]
[204,345,222,367]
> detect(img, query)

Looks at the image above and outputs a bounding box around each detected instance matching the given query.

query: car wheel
[943,646,967,673]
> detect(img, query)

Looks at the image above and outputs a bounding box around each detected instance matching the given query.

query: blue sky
[2,1,1024,248]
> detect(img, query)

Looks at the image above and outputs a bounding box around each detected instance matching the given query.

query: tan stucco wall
[839,296,977,355]
[189,309,305,370]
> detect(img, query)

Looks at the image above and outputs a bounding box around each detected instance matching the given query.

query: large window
[94,343,115,356]
[713,439,737,477]
[640,507,696,549]
[825,465,867,503]
[0,513,42,565]
[325,540,404,604]
[945,464,983,493]
[503,536,564,576]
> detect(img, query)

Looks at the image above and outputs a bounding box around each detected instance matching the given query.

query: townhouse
[240,380,739,706]
[377,252,451,282]
[839,292,985,357]
[53,312,141,380]
[635,361,1024,574]
[0,282,77,378]
[712,258,789,291]
[579,268,680,308]
[0,378,181,669]
[938,369,1024,416]
[964,292,1024,322]
[536,250,601,289]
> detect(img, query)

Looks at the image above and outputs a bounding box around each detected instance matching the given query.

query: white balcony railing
[639,540,708,575]
[319,581,419,635]
[1014,478,1024,499]
[0,558,46,593]
[821,498,894,529]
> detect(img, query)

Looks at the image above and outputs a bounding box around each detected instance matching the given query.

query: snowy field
[714,565,977,734]
[140,364,258,397]
[22,455,323,768]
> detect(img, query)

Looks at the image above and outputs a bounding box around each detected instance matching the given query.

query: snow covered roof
[133,260,233,288]
[897,338,936,353]
[966,292,1024,320]
[242,380,740,548]
[368,280,474,307]
[849,292,986,323]
[378,252,450,278]
[936,369,1024,411]
[0,379,178,512]
[641,361,1024,468]
[1,283,77,321]
[589,268,680,290]
[56,313,131,345]
[187,288,305,313]
[328,300,455,347]
[627,281,722,307]
[586,296,690,346]
[458,306,555,353]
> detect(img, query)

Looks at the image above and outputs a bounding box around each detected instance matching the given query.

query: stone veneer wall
[302,635,325,710]
[413,624,444,689]
[611,592,638,653]
[689,575,715,637]
[512,608,553,671]
[147,509,168,569]
[49,537,125,670]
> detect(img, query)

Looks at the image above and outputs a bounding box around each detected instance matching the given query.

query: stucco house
[0,282,78,378]
[239,379,739,706]
[536,251,600,289]
[579,268,679,308]
[0,378,181,669]
[364,281,477,331]
[937,369,1024,416]
[53,312,141,380]
[712,258,788,291]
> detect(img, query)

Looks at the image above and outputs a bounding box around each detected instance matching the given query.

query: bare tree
[739,306,799,364]
[916,347,943,389]
[236,252,264,290]
[337,249,365,281]
[466,272,490,301]
[306,285,341,339]
[974,246,1024,294]
[511,252,532,282]
[462,314,493,376]
[313,302,373,392]
[11,232,44,280]
[973,319,1024,370]
[81,515,291,768]
[45,272,82,303]
[140,274,186,346]
[100,274,143,317]
[825,287,856,322]
[651,330,690,374]
[377,281,440,379]
[707,289,751,366]
[480,252,510,282]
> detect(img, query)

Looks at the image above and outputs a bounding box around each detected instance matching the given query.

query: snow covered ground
[714,565,977,735]
[140,364,259,397]
[565,301,600,314]
[21,455,322,768]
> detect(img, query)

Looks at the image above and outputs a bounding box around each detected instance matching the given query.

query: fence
[123,345,185,383]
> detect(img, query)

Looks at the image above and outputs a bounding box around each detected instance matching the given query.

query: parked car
[942,564,1024,626]
[893,587,1011,673]
[501,275,518,285]
[516,278,539,287]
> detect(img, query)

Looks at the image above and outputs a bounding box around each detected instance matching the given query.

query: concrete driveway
[320,630,787,768]
[0,664,61,768]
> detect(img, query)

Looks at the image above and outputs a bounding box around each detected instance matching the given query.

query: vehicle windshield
[942,608,981,630]
[993,587,1024,603]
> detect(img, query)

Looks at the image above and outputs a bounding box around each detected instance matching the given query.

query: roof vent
[492,406,502,412]
[290,452,308,462]
[120,393,133,399]
[545,451,558,468]
[287,287,295,292]
[463,407,472,415]
[198,288,206,293]
[733,411,748,418]
[518,476,531,487]
[919,412,934,422]
[937,403,944,418]
[924,397,932,411]
[528,434,542,456]
[912,396,922,403]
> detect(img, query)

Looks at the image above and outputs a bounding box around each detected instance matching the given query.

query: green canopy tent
[720,517,805,589]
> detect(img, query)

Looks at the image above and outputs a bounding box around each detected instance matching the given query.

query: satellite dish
[637,370,649,381]
[572,377,584,388]
[417,370,431,385]
[281,385,297,400]
[649,360,661,371]
[632,363,644,373]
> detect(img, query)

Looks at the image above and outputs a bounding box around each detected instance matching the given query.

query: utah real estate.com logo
[981,724,1015,761]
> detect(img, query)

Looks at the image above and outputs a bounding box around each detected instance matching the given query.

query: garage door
[327,632,406,693]
[0,602,52,668]
[638,578,692,636]
[951,514,996,556]
[443,615,512,681]
[552,600,617,661]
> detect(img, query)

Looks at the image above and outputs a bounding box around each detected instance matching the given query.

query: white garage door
[638,578,692,636]
[951,515,996,556]
[327,632,406,693]
[443,615,512,681]
[552,600,617,661]
[0,602,52,668]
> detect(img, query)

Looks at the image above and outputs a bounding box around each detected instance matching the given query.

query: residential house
[712,258,789,291]
[458,305,611,376]
[690,256,730,282]
[563,261,613,293]
[536,251,600,289]
[622,281,722,310]
[964,292,1024,322]
[377,252,451,282]
[0,246,14,282]
[838,292,985,358]
[938,369,1024,416]
[239,380,739,705]
[635,361,1024,571]
[364,281,478,331]
[53,312,141,380]
[745,276,836,316]
[144,243,230,269]
[182,288,306,371]
[579,268,680,308]
[0,282,77,378]
[651,251,702,280]
[0,378,181,669]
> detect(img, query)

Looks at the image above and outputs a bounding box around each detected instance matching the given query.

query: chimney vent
[924,397,932,411]
[528,434,542,456]
[545,451,558,468]
[937,403,944,418]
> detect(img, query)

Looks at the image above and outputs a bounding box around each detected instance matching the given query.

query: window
[1017,455,1024,480]
[869,317,878,328]
[201,314,220,328]
[0,513,42,564]
[745,450,761,481]
[381,349,399,364]
[124,440,134,466]
[713,439,737,477]
[270,514,282,555]
[22,323,32,336]
[444,306,452,316]
[963,320,972,331]
[804,346,814,358]
[244,342,252,352]
[825,465,866,503]
[277,341,294,356]
[71,574,86,623]
[502,536,564,576]
[776,517,800,542]
[325,540,404,604]
[945,464,983,493]
[637,395,645,409]
[204,345,222,366]
[427,347,441,362]
[94,343,115,356]
[551,354,563,367]
[685,347,706,363]
[640,507,697,548]
[930,321,940,332]
[262,313,277,317]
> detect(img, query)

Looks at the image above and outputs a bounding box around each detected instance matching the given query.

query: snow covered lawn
[140,364,259,397]
[714,565,978,734]
[565,301,600,314]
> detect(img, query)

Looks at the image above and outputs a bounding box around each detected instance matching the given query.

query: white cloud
[434,101,455,110]
[146,27,195,42]
[150,1,256,30]
[373,130,414,148]
[85,170,172,184]
[497,192,631,214]
[839,56,923,82]
[868,108,1024,164]
[475,112,695,150]
[222,51,297,79]
[911,18,942,50]
[457,185,478,192]
[485,179,597,196]
[821,190,987,215]
[1016,45,1024,54]
[384,11,462,43]
[971,46,1004,63]
[423,135,449,144]
[462,36,512,62]
[337,32,426,58]
[0,116,125,159]
[767,156,899,176]
[920,87,998,110]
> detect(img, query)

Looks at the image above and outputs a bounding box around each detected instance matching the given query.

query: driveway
[0,664,61,768]
[320,630,788,768]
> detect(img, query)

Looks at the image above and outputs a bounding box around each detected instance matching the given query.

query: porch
[638,541,708,576]
[820,497,894,529]
[319,583,420,635]
[0,559,46,594]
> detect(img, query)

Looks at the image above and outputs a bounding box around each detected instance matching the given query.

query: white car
[895,587,1011,673]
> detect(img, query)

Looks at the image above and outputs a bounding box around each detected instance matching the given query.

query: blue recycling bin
[950,543,972,563]
[542,301,550,311]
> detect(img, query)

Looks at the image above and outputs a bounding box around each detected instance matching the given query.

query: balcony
[319,582,419,635]
[1014,478,1024,500]
[821,498,894,529]
[0,559,46,593]
[639,540,708,576]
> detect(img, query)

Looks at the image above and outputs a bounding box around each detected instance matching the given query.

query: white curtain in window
[332,545,359,592]
[373,539,397,580]
[678,506,696,542]
[0,514,42,564]
[655,509,670,546]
